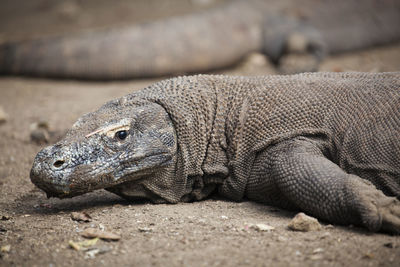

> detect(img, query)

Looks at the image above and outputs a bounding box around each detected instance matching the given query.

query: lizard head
[30,101,177,199]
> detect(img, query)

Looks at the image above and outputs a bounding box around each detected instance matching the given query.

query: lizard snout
[38,145,71,171]
[30,144,74,197]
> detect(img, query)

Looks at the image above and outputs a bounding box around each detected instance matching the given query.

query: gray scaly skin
[1,0,400,79]
[30,72,400,233]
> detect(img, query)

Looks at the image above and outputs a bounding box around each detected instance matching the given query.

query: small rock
[0,106,7,124]
[81,228,121,241]
[250,223,275,232]
[30,128,49,143]
[325,224,334,229]
[69,240,81,251]
[138,227,152,233]
[363,253,374,259]
[71,212,92,223]
[288,212,322,232]
[221,215,229,220]
[85,248,100,259]
[30,121,50,144]
[1,245,10,253]
[384,242,395,248]
[313,248,324,254]
[69,238,99,251]
[320,232,331,239]
[84,245,111,259]
[1,215,10,221]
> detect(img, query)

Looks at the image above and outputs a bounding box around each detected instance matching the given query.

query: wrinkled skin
[30,102,177,199]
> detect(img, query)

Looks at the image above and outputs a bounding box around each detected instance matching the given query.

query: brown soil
[0,1,400,266]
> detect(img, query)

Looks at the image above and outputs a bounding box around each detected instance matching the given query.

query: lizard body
[31,72,400,233]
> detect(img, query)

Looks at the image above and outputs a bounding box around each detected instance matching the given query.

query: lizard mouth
[30,151,174,199]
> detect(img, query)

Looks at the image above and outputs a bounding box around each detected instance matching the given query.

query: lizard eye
[115,130,128,140]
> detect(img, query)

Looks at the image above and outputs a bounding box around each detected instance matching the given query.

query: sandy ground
[1,1,400,266]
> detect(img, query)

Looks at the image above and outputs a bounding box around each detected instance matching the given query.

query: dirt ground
[1,1,400,266]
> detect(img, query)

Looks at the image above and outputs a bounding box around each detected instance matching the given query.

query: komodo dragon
[1,0,400,79]
[30,72,400,234]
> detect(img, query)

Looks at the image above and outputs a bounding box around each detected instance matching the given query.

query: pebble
[288,212,322,232]
[71,212,92,222]
[320,232,332,239]
[250,223,275,232]
[1,215,10,221]
[313,248,324,254]
[84,245,111,259]
[1,245,10,253]
[384,242,394,248]
[69,238,98,251]
[81,228,121,241]
[30,121,50,144]
[138,227,152,233]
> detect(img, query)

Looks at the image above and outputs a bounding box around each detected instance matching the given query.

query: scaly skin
[1,0,400,79]
[30,72,400,234]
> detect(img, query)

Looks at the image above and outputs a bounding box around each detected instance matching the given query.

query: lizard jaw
[30,143,175,199]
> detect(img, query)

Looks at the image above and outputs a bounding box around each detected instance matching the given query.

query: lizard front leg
[254,136,400,233]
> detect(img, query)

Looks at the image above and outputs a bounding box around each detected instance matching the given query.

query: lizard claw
[379,197,400,234]
[351,178,400,234]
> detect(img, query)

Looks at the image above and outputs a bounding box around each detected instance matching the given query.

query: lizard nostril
[53,160,65,168]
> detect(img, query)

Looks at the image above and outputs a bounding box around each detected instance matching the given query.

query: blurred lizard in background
[1,0,399,79]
